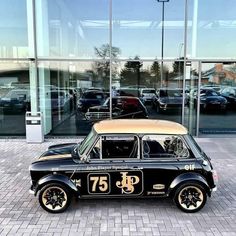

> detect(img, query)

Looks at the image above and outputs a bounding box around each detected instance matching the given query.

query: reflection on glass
[199,63,236,134]
[38,61,110,136]
[36,0,109,58]
[112,61,184,125]
[113,0,185,59]
[188,0,236,58]
[0,0,28,58]
[0,62,29,135]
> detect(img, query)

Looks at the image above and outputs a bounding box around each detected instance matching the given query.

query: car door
[77,134,144,198]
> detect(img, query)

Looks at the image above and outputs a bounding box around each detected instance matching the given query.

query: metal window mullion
[196,61,201,137]
[31,0,39,112]
[182,0,188,125]
[109,0,113,119]
[6,58,235,63]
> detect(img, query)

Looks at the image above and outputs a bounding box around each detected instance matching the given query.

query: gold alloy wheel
[42,186,68,211]
[178,186,204,211]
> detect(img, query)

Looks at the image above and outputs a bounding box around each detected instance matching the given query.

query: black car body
[29,119,217,213]
[77,90,106,112]
[196,88,227,112]
[152,88,185,113]
[85,96,148,122]
[220,87,236,109]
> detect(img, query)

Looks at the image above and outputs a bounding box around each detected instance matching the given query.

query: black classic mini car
[29,119,217,213]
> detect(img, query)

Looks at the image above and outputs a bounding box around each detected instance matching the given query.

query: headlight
[85,113,90,120]
[159,100,166,105]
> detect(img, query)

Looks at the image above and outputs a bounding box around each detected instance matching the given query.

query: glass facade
[1,0,236,137]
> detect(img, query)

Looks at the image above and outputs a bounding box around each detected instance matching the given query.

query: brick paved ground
[0,138,235,236]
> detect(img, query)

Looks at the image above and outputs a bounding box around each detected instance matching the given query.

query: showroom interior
[0,0,236,137]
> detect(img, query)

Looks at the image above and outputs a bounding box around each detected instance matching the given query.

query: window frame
[141,134,194,160]
[88,133,140,161]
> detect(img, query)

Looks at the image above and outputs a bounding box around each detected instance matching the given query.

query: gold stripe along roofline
[93,119,188,135]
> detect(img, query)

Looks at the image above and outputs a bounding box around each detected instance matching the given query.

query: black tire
[173,182,207,213]
[39,183,71,213]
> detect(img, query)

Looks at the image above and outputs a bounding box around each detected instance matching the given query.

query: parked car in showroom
[152,88,185,113]
[50,90,71,112]
[219,87,236,109]
[77,90,106,113]
[85,96,148,122]
[195,88,227,113]
[0,89,30,113]
[140,88,157,104]
[29,119,217,213]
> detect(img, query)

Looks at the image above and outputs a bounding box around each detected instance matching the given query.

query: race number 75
[88,174,110,194]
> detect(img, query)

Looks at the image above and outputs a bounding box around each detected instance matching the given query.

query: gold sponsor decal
[153,184,165,190]
[184,164,195,171]
[40,154,72,161]
[116,172,140,194]
[90,176,108,192]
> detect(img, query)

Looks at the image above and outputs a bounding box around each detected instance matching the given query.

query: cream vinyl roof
[93,119,188,135]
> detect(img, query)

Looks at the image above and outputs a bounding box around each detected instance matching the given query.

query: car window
[83,92,104,99]
[160,90,182,97]
[206,90,218,96]
[79,129,96,155]
[142,135,189,159]
[5,90,28,99]
[89,138,101,160]
[142,89,155,93]
[101,135,139,159]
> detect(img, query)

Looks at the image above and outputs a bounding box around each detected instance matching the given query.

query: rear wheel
[174,182,207,213]
[39,183,71,213]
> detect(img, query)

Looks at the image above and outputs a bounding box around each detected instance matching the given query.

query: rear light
[212,170,218,183]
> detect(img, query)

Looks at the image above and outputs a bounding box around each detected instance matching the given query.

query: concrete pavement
[0,137,235,236]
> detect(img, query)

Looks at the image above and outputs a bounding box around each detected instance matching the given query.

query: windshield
[142,89,155,93]
[103,98,119,106]
[5,90,28,99]
[82,92,104,99]
[103,98,110,106]
[160,89,182,97]
[78,129,97,156]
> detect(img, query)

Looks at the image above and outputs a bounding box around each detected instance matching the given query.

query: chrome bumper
[29,185,36,195]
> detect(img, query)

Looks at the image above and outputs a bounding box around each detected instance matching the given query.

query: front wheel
[174,182,207,213]
[39,183,71,213]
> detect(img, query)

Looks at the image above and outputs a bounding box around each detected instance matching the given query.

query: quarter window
[142,135,189,159]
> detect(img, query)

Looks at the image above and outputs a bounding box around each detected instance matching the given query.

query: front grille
[85,112,110,121]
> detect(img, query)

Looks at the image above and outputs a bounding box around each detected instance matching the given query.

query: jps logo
[116,172,140,194]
